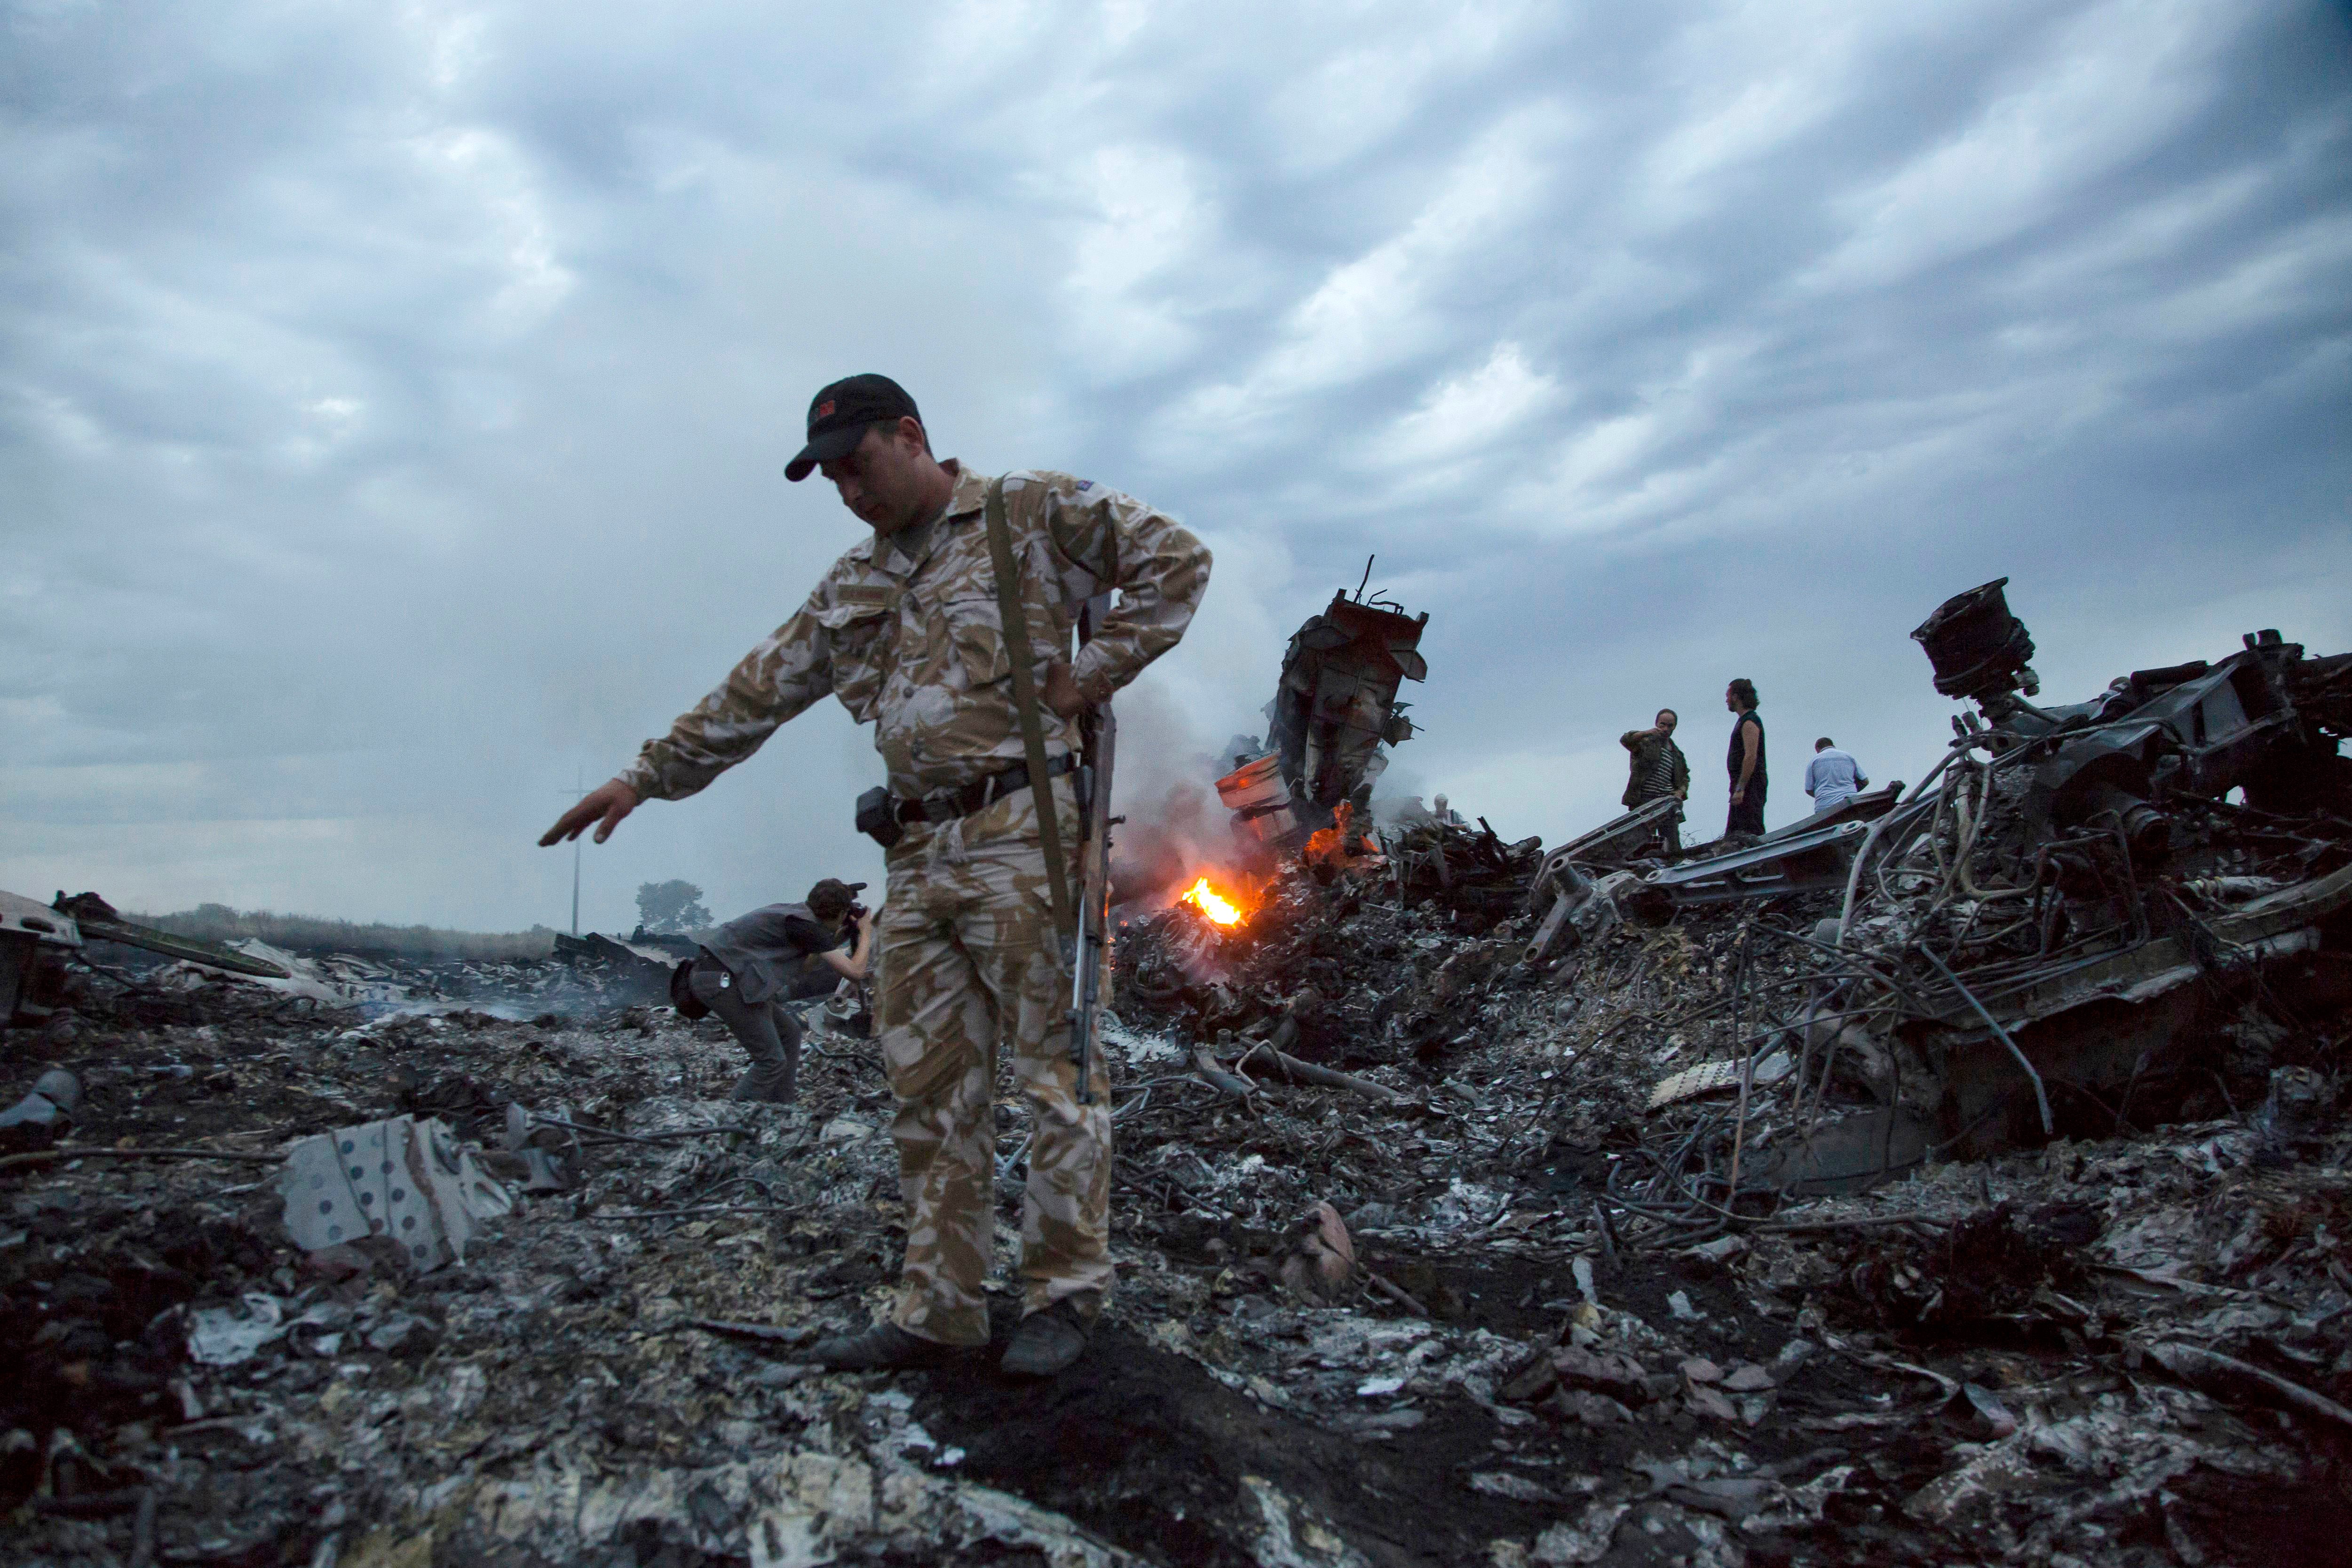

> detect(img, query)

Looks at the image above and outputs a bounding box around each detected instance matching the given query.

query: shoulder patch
[1076,479,1093,491]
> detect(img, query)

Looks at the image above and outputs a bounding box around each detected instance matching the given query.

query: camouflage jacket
[1620,729,1690,809]
[620,461,1211,801]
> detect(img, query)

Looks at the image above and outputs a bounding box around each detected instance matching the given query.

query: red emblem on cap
[816,400,836,419]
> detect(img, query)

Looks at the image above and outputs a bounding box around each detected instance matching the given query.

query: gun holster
[668,959,711,1021]
[855,786,903,850]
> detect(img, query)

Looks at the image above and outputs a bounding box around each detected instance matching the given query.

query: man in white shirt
[1804,738,1869,815]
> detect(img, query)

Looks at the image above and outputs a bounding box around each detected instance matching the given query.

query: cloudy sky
[5,0,2349,934]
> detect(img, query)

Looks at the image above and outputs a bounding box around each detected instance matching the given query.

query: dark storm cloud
[3,0,2347,927]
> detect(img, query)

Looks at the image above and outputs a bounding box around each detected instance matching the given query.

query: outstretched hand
[541,780,641,846]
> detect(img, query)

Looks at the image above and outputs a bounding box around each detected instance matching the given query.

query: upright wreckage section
[1217,575,1428,852]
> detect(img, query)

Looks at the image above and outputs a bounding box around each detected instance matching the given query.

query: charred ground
[6,841,2351,1568]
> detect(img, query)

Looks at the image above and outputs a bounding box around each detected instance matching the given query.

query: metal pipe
[1836,751,1956,945]
[525,1113,747,1146]
[1915,943,2053,1136]
[1725,924,1757,1200]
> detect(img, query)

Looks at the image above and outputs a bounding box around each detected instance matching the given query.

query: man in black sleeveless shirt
[1725,679,1767,837]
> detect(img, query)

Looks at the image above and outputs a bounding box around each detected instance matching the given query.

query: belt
[894,754,1078,827]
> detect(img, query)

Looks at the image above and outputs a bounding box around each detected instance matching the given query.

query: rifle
[982,478,1115,1108]
[1067,586,1119,1106]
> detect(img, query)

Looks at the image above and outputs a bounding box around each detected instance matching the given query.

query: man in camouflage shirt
[1619,708,1689,855]
[543,375,1212,1375]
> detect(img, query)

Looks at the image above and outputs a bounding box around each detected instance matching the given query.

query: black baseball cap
[784,374,919,482]
[807,879,868,919]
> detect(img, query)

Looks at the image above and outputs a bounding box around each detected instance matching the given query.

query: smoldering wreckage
[7,578,2352,1568]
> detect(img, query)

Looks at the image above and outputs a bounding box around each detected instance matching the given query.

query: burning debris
[1215,568,1428,855]
[1177,874,1246,927]
[1087,573,2352,1560]
[6,576,2352,1568]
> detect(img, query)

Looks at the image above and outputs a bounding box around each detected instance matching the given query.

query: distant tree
[635,880,713,934]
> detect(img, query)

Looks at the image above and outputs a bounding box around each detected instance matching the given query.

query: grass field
[127,903,557,963]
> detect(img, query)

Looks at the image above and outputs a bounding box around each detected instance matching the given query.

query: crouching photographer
[668,878,874,1105]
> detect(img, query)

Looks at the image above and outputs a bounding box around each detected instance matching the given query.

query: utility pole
[557,768,586,936]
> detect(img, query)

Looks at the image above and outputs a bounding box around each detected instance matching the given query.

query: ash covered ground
[7,848,2352,1568]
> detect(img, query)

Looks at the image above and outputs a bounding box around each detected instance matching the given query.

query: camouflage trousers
[875,775,1114,1346]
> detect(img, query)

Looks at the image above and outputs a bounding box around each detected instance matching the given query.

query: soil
[921,1315,1523,1568]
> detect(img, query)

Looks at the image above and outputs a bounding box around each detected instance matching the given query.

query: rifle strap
[983,477,1077,949]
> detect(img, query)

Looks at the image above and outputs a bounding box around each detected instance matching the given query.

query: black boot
[1001,1299,1092,1377]
[804,1321,970,1370]
[729,1067,795,1105]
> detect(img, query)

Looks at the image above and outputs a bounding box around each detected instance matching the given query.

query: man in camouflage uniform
[542,375,1211,1375]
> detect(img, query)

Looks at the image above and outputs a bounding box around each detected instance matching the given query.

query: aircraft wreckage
[1214,568,1430,853]
[7,577,2352,1568]
[1518,576,2352,1176]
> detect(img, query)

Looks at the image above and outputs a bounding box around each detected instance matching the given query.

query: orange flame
[1179,875,1245,927]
